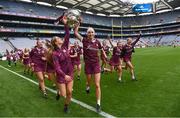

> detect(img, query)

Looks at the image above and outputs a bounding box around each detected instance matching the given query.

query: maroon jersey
[69,46,76,56]
[18,49,23,59]
[109,46,122,66]
[101,45,110,60]
[23,53,30,65]
[70,46,82,65]
[82,38,102,64]
[6,53,12,61]
[112,46,123,58]
[45,49,55,73]
[103,45,110,56]
[52,48,73,78]
[74,46,83,58]
[123,36,140,58]
[52,25,73,83]
[12,53,18,62]
[29,46,46,68]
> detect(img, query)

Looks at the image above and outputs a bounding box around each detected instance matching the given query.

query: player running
[108,37,123,82]
[51,16,74,113]
[74,22,107,112]
[69,41,83,80]
[122,34,141,80]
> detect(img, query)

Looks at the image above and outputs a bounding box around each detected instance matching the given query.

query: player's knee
[39,78,44,83]
[118,67,122,71]
[119,69,122,73]
[66,91,72,98]
[60,93,66,98]
[95,83,100,89]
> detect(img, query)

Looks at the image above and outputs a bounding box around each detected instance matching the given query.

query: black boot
[64,104,69,113]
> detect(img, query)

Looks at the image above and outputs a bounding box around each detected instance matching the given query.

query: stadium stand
[0,0,179,26]
[0,0,179,48]
[8,37,36,50]
[0,38,14,53]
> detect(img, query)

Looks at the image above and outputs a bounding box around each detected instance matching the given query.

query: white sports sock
[97,99,101,106]
[86,86,90,90]
[118,77,122,81]
[132,75,135,79]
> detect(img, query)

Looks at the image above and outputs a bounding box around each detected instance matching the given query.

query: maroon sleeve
[98,40,102,49]
[99,40,106,59]
[55,13,64,24]
[62,24,70,49]
[113,47,116,55]
[29,49,34,63]
[121,45,126,56]
[132,35,141,47]
[52,52,65,78]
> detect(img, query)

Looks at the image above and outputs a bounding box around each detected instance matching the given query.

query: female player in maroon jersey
[51,16,74,113]
[23,48,30,74]
[101,40,110,73]
[69,41,83,80]
[108,37,123,82]
[6,49,12,67]
[44,40,56,87]
[74,23,107,112]
[12,50,18,67]
[122,34,141,80]
[29,39,47,98]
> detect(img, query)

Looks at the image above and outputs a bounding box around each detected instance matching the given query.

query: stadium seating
[9,37,36,50]
[0,0,179,48]
[0,38,13,53]
[0,0,179,26]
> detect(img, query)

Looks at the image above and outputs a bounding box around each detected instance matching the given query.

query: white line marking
[0,65,116,118]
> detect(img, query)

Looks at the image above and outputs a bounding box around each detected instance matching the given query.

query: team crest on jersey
[63,49,66,53]
[96,43,99,47]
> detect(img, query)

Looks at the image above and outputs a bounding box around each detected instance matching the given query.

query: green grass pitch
[0,46,180,117]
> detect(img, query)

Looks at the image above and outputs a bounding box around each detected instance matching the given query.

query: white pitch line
[0,65,116,118]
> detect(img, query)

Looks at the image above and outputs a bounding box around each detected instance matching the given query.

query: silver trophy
[64,9,81,27]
